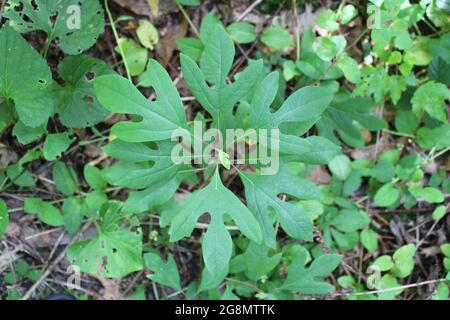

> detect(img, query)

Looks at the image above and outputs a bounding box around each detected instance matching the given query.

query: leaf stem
[104,0,132,81]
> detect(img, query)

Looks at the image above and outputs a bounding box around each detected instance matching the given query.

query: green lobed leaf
[167,169,262,278]
[95,60,187,142]
[282,250,342,294]
[144,253,181,291]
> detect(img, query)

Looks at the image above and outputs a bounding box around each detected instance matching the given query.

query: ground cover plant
[0,0,449,300]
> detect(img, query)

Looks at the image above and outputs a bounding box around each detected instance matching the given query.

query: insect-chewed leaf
[240,164,321,248]
[166,169,262,278]
[94,60,187,142]
[54,55,114,128]
[67,202,143,278]
[4,0,104,54]
[0,26,53,128]
[67,229,143,278]
[282,250,342,294]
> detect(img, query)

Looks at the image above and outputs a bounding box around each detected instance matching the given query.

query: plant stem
[104,0,132,81]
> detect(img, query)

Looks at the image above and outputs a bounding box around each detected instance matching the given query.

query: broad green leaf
[4,0,104,55]
[68,228,143,278]
[392,244,416,278]
[83,165,107,190]
[432,283,450,300]
[54,55,114,128]
[417,124,450,150]
[372,255,394,271]
[115,38,148,76]
[328,155,352,181]
[200,25,235,86]
[395,110,419,134]
[199,12,222,43]
[0,200,8,238]
[261,27,294,50]
[0,27,53,127]
[374,183,400,207]
[378,275,403,300]
[24,198,64,227]
[95,60,187,142]
[62,197,85,234]
[240,164,321,248]
[429,56,450,86]
[7,164,35,187]
[279,135,341,165]
[316,11,339,32]
[53,161,79,196]
[429,33,450,64]
[432,205,447,221]
[176,37,204,61]
[226,22,256,44]
[313,37,338,62]
[340,5,359,24]
[361,229,378,253]
[43,133,73,161]
[420,187,444,203]
[144,253,181,291]
[331,209,370,233]
[337,55,361,84]
[282,250,342,294]
[412,81,450,122]
[168,170,262,277]
[404,37,432,66]
[12,122,45,144]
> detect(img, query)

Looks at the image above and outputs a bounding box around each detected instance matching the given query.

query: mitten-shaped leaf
[168,169,262,277]
[94,60,187,142]
[240,164,321,248]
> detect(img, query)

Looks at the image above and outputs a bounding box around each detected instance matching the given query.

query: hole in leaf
[85,71,95,81]
[83,96,94,105]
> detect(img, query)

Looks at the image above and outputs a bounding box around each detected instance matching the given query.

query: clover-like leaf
[4,0,104,55]
[0,26,53,128]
